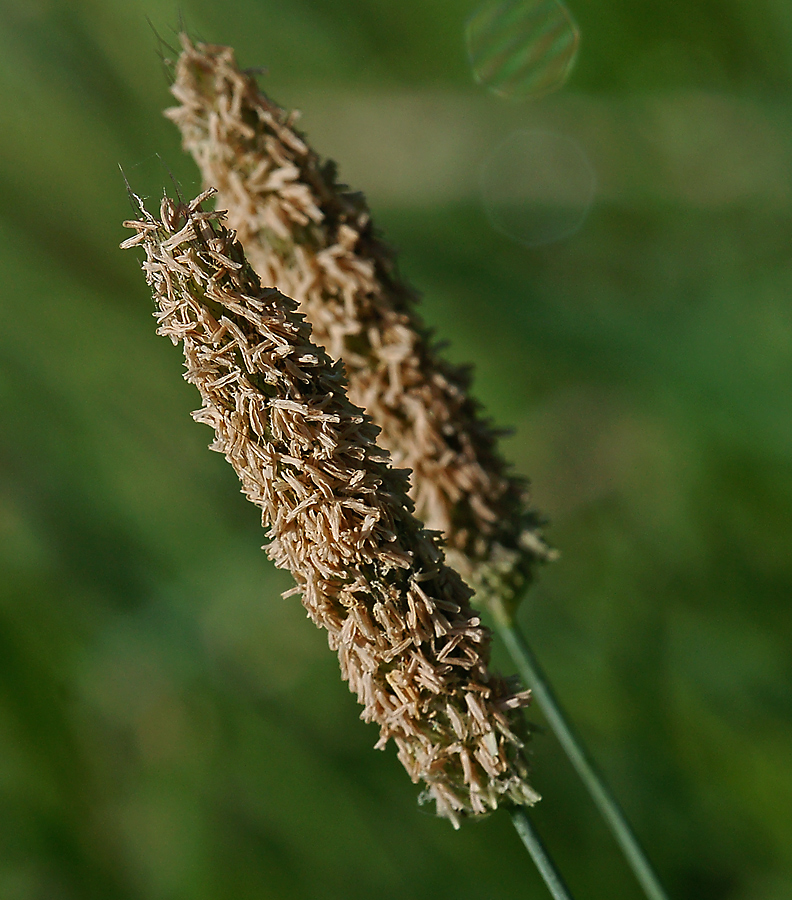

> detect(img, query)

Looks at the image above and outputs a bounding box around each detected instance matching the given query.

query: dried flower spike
[166,35,556,620]
[121,190,539,825]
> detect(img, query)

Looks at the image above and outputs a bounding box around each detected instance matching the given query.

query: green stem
[510,806,577,900]
[495,608,670,900]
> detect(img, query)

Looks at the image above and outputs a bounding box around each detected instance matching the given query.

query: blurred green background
[1,0,791,898]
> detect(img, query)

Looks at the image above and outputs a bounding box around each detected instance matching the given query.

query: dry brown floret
[165,35,555,618]
[121,190,540,825]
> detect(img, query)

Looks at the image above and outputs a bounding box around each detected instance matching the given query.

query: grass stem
[509,806,577,900]
[496,611,671,900]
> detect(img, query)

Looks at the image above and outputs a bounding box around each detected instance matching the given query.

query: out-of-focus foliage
[0,1,790,898]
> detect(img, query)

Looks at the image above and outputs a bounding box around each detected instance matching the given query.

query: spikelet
[121,190,540,825]
[165,35,555,619]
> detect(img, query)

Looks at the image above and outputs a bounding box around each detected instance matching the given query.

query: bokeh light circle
[480,129,596,247]
[466,0,580,100]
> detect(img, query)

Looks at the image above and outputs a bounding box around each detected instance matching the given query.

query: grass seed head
[166,34,556,620]
[122,191,540,825]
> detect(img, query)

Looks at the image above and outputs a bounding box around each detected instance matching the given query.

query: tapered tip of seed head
[120,187,222,251]
[168,32,236,102]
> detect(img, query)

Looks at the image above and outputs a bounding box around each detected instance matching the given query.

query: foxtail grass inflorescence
[139,36,670,900]
[165,35,555,619]
[121,190,540,826]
